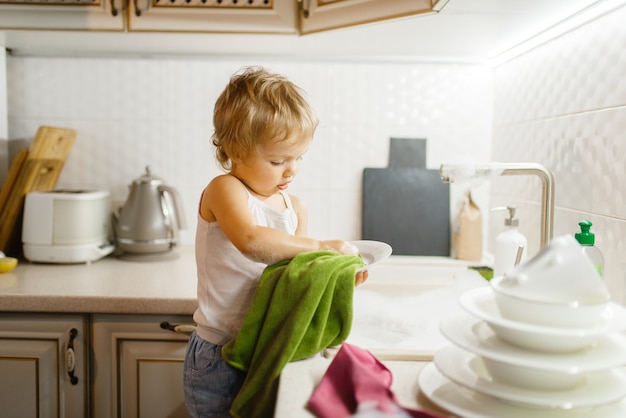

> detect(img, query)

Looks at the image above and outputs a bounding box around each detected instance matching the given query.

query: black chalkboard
[361,167,450,256]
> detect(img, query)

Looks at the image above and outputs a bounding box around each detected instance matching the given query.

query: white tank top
[193,190,298,345]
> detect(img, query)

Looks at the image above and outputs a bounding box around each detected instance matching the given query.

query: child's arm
[291,193,367,285]
[201,175,357,265]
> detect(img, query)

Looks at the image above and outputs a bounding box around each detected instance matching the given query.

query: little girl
[183,66,367,417]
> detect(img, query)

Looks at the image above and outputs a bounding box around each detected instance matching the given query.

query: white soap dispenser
[494,206,528,278]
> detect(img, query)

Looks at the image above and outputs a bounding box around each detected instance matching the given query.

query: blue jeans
[183,331,246,418]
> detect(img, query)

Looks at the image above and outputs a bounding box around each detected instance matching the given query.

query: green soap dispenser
[575,220,604,278]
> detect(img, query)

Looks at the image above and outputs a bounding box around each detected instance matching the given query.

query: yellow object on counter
[0,256,18,273]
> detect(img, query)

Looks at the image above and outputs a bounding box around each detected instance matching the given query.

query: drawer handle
[66,328,79,385]
[110,0,128,17]
[134,0,151,17]
[301,0,311,18]
[160,321,196,335]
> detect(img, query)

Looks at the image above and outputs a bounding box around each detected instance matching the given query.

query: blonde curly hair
[211,66,319,171]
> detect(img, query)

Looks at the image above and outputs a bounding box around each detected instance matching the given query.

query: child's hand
[355,270,368,286]
[320,240,366,285]
[321,240,359,255]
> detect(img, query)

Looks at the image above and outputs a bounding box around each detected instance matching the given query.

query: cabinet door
[0,313,89,418]
[120,340,188,418]
[92,314,194,418]
[1,0,296,33]
[127,0,297,34]
[299,0,445,34]
[0,0,124,31]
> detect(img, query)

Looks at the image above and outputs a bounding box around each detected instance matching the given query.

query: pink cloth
[307,343,445,418]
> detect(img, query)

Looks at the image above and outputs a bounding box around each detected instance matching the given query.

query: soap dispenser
[494,206,528,278]
[575,220,604,278]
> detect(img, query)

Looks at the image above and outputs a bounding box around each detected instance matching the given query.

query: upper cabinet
[0,0,446,34]
[128,0,298,34]
[0,0,123,31]
[300,0,446,35]
[0,0,297,33]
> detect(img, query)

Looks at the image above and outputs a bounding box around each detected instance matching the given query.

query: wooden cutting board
[0,126,77,254]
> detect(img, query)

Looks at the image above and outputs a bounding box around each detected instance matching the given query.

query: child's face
[232,136,310,197]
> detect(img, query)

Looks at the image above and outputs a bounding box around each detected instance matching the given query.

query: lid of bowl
[490,235,610,305]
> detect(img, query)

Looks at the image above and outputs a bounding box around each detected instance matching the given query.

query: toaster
[22,189,115,263]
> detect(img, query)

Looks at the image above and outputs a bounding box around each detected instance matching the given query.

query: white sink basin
[348,256,489,355]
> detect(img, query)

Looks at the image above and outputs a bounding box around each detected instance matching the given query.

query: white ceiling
[299,0,611,63]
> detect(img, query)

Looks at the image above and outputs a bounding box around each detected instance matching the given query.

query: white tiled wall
[4,3,625,301]
[491,4,626,301]
[5,58,492,246]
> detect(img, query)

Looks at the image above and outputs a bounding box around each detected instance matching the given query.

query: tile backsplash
[5,58,493,245]
[3,3,625,300]
[491,4,626,301]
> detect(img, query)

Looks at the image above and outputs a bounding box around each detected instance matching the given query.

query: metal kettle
[115,166,186,254]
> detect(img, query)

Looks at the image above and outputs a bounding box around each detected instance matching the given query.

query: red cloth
[307,343,445,418]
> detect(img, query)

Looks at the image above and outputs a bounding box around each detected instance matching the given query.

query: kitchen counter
[0,246,197,314]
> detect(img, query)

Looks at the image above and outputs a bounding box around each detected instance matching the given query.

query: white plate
[350,240,392,272]
[418,363,626,418]
[459,287,626,352]
[439,311,626,373]
[434,344,626,409]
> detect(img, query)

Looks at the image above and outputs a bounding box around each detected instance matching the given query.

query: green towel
[222,250,365,418]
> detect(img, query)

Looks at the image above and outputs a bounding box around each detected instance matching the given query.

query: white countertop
[0,247,198,314]
[275,352,449,418]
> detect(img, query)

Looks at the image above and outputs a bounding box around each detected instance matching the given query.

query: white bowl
[480,356,582,391]
[492,234,609,306]
[439,312,626,374]
[485,318,604,353]
[433,344,626,409]
[490,235,610,328]
[491,283,609,328]
[459,287,614,353]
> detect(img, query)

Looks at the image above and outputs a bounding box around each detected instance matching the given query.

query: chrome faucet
[439,162,555,248]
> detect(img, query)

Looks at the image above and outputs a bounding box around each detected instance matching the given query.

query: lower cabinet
[0,312,193,418]
[91,314,194,418]
[0,313,89,418]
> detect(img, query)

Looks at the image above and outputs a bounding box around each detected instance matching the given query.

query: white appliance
[22,189,115,263]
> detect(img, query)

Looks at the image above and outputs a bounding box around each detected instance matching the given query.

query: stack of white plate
[417,285,626,418]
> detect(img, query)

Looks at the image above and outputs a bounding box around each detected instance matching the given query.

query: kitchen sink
[347,256,489,356]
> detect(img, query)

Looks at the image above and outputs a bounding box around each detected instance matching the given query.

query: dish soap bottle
[575,220,604,278]
[494,206,528,278]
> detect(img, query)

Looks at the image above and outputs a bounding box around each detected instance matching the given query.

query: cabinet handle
[110,0,128,17]
[134,0,151,17]
[66,328,79,385]
[301,0,311,18]
[160,321,196,335]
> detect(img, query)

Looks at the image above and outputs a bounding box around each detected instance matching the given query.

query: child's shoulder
[208,173,242,189]
[203,174,245,201]
[200,174,247,221]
